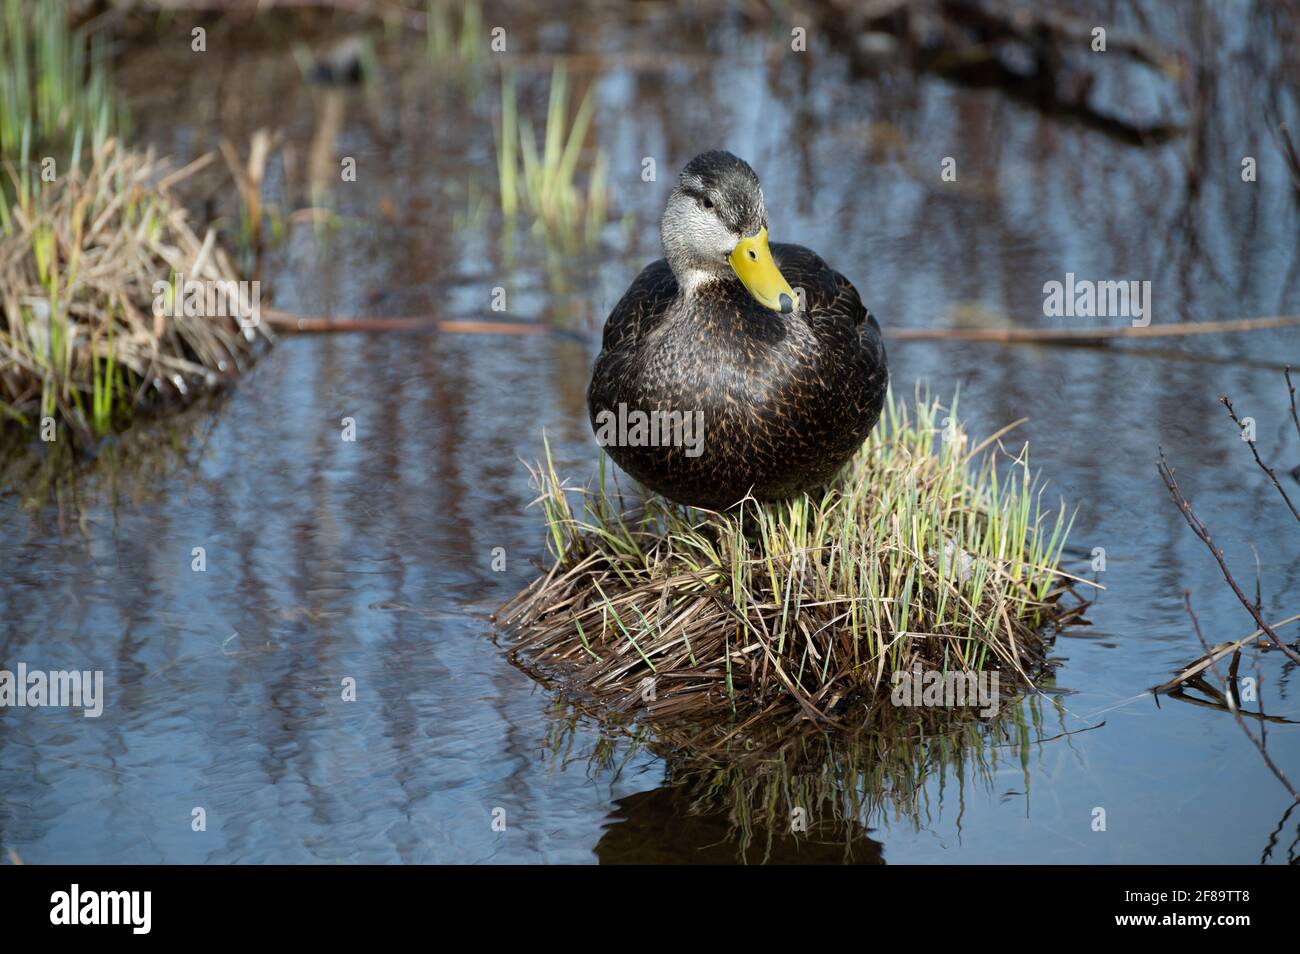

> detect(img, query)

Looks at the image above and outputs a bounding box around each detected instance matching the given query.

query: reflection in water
[0,396,226,520]
[597,786,885,865]
[542,692,1071,863]
[1261,800,1300,865]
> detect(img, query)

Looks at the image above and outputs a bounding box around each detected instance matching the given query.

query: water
[1,3,1298,864]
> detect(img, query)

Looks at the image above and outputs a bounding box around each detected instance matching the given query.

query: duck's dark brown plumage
[588,241,888,511]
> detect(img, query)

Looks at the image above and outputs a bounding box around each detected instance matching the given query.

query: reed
[495,65,609,247]
[0,0,124,160]
[425,0,483,67]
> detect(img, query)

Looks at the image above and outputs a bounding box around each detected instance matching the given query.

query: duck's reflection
[540,692,1067,864]
[595,783,885,864]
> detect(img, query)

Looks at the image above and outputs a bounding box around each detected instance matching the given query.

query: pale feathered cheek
[676,202,739,260]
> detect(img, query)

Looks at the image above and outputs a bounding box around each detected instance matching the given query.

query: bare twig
[1184,593,1298,801]
[1286,366,1300,444]
[1220,395,1300,523]
[1157,448,1300,666]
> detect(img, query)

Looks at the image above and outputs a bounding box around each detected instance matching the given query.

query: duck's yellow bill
[728,228,796,314]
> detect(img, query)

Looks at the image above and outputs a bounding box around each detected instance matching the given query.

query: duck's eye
[701,196,714,210]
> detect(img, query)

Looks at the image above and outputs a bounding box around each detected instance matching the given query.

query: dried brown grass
[0,138,268,444]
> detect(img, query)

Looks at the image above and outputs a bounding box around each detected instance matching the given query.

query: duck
[588,151,888,512]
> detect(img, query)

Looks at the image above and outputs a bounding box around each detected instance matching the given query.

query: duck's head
[661,151,797,314]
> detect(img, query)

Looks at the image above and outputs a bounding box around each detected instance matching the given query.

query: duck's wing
[599,258,679,353]
[834,270,887,368]
[772,243,885,364]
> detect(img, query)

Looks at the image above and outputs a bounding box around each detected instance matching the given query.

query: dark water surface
[2,5,1299,863]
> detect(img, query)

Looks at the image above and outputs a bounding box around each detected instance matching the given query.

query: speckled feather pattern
[588,243,888,510]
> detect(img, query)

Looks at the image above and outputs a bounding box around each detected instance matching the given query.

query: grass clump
[500,392,1082,725]
[0,138,269,444]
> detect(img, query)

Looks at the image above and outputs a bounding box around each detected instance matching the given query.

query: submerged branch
[1152,612,1300,695]
[261,308,553,336]
[889,315,1300,342]
[262,307,1300,347]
